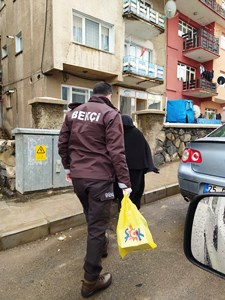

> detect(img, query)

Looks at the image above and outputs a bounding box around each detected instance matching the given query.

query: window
[125,43,152,63]
[124,43,153,75]
[204,108,217,119]
[85,19,99,49]
[73,10,113,52]
[148,94,162,110]
[177,63,196,82]
[101,26,109,51]
[5,93,13,109]
[178,20,196,38]
[221,34,225,50]
[61,85,93,110]
[140,0,152,9]
[15,31,23,54]
[208,123,225,137]
[1,44,7,58]
[120,96,135,116]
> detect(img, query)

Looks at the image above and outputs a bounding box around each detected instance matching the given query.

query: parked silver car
[178,124,225,201]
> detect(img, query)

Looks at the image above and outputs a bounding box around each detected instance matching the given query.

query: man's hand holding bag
[116,194,157,258]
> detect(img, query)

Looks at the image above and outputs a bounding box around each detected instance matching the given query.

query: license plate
[204,183,225,193]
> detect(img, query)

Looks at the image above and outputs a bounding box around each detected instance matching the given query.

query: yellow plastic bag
[116,194,157,258]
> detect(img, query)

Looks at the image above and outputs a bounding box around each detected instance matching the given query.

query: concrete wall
[0,0,51,135]
[0,0,125,135]
[136,110,166,153]
[52,0,124,81]
[28,97,66,130]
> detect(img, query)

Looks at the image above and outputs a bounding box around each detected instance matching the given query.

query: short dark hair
[93,82,112,95]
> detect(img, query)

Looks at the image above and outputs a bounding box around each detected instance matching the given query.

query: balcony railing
[123,55,164,80]
[183,29,219,55]
[123,0,165,30]
[183,78,217,93]
[200,0,225,19]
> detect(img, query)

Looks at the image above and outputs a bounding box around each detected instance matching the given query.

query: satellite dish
[193,105,201,119]
[164,0,177,19]
[217,76,225,85]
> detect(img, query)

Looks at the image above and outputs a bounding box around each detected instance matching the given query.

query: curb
[0,184,179,251]
[144,183,180,204]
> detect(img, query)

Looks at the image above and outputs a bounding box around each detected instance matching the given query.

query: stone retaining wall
[153,125,216,166]
[0,139,15,198]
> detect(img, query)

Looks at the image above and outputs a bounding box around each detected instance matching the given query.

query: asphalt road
[1,194,225,300]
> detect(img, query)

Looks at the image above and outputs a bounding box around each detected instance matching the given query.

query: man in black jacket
[58,82,131,298]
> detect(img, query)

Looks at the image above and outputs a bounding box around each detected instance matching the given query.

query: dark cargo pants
[72,178,114,281]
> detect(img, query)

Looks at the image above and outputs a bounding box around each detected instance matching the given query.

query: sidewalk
[0,161,180,251]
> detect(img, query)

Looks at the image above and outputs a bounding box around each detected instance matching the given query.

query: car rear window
[208,124,225,137]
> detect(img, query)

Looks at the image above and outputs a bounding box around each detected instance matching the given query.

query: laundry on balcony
[201,69,214,82]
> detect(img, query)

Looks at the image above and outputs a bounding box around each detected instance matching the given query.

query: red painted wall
[166,13,214,105]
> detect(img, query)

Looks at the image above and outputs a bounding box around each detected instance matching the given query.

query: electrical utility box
[12,128,71,194]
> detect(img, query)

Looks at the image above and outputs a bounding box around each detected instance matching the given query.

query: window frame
[124,42,153,76]
[124,42,153,63]
[72,10,113,53]
[15,31,23,54]
[61,85,93,110]
[147,94,162,110]
[204,108,217,119]
[140,0,153,9]
[178,19,196,39]
[208,123,225,137]
[177,63,196,82]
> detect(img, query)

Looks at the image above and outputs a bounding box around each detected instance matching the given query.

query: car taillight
[181,148,202,163]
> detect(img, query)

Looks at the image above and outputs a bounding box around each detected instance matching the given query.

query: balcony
[201,0,225,18]
[123,0,165,40]
[122,55,164,89]
[182,29,219,63]
[176,0,225,27]
[182,78,217,98]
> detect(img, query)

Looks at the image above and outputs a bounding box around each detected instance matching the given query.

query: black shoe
[102,233,109,258]
[81,273,112,298]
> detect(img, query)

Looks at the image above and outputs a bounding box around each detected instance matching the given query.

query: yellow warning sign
[35,145,46,161]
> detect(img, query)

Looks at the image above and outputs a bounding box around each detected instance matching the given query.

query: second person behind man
[114,114,159,210]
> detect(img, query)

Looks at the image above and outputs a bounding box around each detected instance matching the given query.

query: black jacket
[122,115,158,173]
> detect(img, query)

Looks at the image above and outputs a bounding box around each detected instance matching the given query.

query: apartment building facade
[0,0,166,136]
[166,0,225,119]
